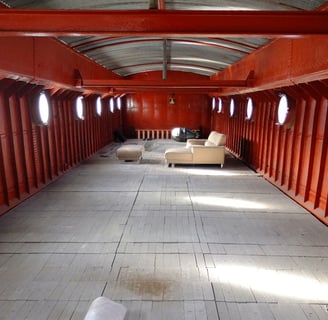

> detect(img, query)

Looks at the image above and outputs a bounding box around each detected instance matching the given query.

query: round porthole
[277,94,289,125]
[212,97,216,111]
[246,97,254,120]
[109,97,115,113]
[75,96,84,120]
[229,98,235,117]
[38,92,50,125]
[96,97,102,116]
[217,98,223,113]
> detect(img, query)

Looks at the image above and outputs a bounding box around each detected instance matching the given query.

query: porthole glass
[229,98,235,117]
[277,94,289,125]
[96,97,102,116]
[75,96,84,120]
[212,97,216,110]
[117,97,121,110]
[109,97,115,113]
[217,97,223,113]
[246,97,254,120]
[38,92,50,125]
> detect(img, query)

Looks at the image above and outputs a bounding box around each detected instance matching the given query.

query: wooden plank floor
[0,139,327,319]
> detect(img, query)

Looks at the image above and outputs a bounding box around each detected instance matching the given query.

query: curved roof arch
[61,36,264,76]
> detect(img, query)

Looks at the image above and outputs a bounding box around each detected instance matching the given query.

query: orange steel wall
[0,79,121,216]
[122,93,212,137]
[1,77,327,225]
[212,81,328,224]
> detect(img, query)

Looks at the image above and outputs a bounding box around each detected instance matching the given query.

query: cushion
[204,141,215,147]
[164,147,193,162]
[207,131,226,146]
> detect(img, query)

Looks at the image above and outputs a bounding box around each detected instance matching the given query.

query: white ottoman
[116,144,144,161]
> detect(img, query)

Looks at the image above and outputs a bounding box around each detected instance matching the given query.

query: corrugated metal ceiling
[2,0,327,77]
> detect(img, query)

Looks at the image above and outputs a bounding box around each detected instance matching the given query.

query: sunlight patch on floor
[209,264,328,302]
[180,167,240,176]
[191,195,267,209]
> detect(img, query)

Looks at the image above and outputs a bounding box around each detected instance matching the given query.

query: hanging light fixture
[169,94,175,105]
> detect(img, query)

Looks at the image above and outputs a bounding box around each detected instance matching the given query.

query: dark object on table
[171,127,200,142]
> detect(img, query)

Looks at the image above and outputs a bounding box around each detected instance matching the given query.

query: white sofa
[165,131,226,167]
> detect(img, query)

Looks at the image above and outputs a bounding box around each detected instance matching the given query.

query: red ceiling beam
[0,10,327,37]
[81,79,251,89]
[103,87,224,94]
[78,73,254,92]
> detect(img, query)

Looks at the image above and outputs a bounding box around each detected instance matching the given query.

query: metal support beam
[77,73,254,93]
[0,10,327,37]
[0,2,9,8]
[158,0,166,10]
[163,39,168,80]
[149,0,165,10]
